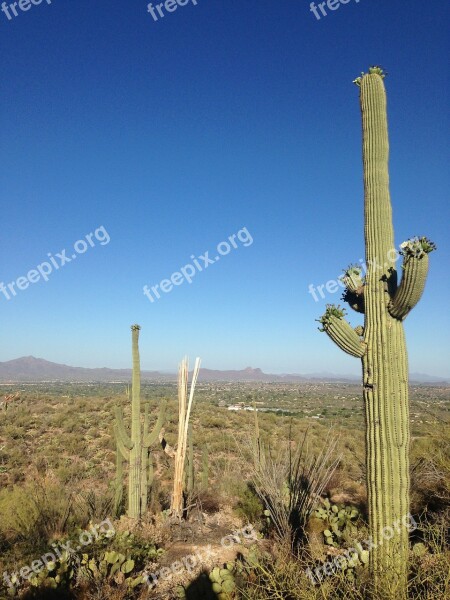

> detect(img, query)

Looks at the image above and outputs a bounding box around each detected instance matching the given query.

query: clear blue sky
[1,0,449,376]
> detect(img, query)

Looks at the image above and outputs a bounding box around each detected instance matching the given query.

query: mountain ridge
[0,357,447,384]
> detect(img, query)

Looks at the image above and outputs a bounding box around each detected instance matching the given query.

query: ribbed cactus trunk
[114,325,166,521]
[318,68,435,599]
[129,324,142,519]
[360,74,409,597]
[201,445,209,490]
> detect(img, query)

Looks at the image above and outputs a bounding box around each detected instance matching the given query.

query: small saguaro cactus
[114,325,166,520]
[318,67,435,598]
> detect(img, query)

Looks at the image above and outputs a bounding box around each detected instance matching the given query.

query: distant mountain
[409,372,450,384]
[0,358,309,383]
[0,356,164,383]
[0,357,447,384]
[198,367,307,382]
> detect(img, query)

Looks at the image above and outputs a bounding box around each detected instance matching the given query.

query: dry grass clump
[411,427,450,515]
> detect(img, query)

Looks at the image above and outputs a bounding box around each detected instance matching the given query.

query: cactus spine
[319,67,435,599]
[114,325,166,520]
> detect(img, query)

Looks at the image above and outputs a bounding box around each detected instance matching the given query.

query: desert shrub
[234,485,264,524]
[236,511,450,600]
[242,428,340,548]
[74,489,115,524]
[56,463,83,485]
[411,428,450,515]
[236,545,368,600]
[408,513,450,599]
[0,478,74,548]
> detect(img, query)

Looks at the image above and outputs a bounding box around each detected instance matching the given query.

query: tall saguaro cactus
[318,67,435,598]
[114,325,166,520]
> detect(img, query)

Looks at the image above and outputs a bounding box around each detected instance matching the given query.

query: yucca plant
[245,419,341,549]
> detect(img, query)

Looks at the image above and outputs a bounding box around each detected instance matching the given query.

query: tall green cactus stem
[201,445,209,490]
[252,404,266,473]
[114,325,166,520]
[186,425,194,495]
[318,68,435,599]
[129,324,142,519]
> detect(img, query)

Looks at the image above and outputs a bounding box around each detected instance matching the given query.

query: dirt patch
[141,508,259,598]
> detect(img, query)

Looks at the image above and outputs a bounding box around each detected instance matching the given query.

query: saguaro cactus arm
[114,449,124,516]
[341,265,365,313]
[318,305,366,358]
[143,400,167,448]
[114,407,133,453]
[341,265,364,293]
[389,237,435,320]
[115,425,131,460]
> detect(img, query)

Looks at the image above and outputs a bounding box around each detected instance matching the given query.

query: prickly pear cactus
[313,498,360,548]
[318,67,436,599]
[174,563,238,600]
[209,563,237,598]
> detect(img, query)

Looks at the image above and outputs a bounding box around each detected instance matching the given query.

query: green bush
[235,485,263,524]
[0,479,74,548]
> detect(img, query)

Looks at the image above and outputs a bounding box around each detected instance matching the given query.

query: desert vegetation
[0,371,448,599]
[0,70,448,600]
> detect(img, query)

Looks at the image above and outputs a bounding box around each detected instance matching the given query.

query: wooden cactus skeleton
[170,356,201,517]
[114,325,166,520]
[319,67,435,598]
